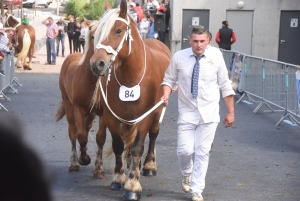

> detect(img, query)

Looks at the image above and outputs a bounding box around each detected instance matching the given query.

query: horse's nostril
[99,61,105,69]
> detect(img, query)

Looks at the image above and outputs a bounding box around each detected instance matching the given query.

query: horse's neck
[79,51,97,81]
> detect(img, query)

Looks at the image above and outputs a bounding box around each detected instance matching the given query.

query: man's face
[69,17,74,22]
[189,33,209,56]
[60,18,64,23]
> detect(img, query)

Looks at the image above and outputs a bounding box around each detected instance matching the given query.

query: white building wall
[170,0,300,60]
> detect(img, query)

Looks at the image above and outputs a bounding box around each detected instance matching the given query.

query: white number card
[119,85,140,101]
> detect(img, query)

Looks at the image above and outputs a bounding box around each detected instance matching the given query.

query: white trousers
[177,122,218,194]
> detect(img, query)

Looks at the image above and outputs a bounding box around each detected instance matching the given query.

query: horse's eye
[116,29,122,35]
[91,36,94,40]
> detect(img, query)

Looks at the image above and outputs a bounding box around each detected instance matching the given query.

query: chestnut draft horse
[56,18,107,175]
[89,0,171,199]
[4,14,35,70]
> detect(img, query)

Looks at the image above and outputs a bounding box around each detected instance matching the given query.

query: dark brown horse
[4,14,35,70]
[55,18,107,176]
[89,0,171,199]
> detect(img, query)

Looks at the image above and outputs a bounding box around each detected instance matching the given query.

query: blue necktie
[191,55,204,99]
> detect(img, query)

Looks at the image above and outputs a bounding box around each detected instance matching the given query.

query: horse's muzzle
[89,59,107,76]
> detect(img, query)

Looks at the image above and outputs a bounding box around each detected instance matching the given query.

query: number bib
[119,85,140,101]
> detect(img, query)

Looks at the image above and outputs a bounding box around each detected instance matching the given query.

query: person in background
[0,18,3,29]
[79,22,88,52]
[42,16,58,65]
[157,3,166,43]
[56,17,67,57]
[149,14,156,38]
[73,22,81,53]
[161,26,235,201]
[140,14,150,40]
[129,3,138,22]
[0,50,4,76]
[215,21,236,50]
[135,3,144,24]
[67,15,76,54]
[21,13,29,25]
[0,28,13,75]
[147,0,160,11]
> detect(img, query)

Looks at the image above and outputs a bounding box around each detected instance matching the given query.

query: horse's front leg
[63,101,79,172]
[123,130,146,201]
[109,133,127,190]
[93,117,106,179]
[74,108,94,166]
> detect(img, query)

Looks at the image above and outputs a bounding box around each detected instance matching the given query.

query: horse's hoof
[122,190,141,200]
[16,66,22,68]
[27,67,32,70]
[69,164,80,172]
[142,169,157,176]
[78,155,91,166]
[93,171,105,179]
[110,182,124,191]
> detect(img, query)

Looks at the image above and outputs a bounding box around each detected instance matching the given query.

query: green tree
[64,0,115,21]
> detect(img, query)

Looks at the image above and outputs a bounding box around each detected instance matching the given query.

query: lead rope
[100,79,164,125]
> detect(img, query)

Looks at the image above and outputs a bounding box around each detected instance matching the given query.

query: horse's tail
[55,100,65,122]
[16,28,31,59]
[105,124,138,158]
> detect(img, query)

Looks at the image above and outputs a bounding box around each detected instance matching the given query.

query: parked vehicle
[22,0,49,8]
[60,0,68,6]
[0,0,22,9]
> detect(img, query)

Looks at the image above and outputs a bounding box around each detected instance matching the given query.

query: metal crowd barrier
[0,51,21,111]
[35,36,47,53]
[221,49,300,126]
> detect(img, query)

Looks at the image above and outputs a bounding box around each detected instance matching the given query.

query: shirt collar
[188,47,206,59]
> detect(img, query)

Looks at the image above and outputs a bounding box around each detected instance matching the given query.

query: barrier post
[276,67,300,126]
[253,59,274,113]
[236,55,256,103]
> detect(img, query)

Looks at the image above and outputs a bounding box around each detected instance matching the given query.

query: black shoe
[0,70,5,76]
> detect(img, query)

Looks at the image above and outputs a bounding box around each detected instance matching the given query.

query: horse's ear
[84,17,91,27]
[118,0,127,19]
[104,1,112,11]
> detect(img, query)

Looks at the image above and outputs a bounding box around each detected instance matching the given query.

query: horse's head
[77,18,100,66]
[90,0,135,76]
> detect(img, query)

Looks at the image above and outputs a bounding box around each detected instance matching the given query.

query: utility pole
[56,0,59,15]
[1,0,4,16]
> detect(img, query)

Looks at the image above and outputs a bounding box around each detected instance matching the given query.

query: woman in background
[79,22,88,52]
[73,22,81,53]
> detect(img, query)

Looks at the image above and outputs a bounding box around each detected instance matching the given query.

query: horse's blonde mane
[94,8,121,49]
[78,20,100,66]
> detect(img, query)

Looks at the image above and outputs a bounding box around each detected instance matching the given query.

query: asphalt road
[1,70,299,201]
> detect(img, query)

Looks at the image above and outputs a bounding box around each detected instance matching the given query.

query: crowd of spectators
[127,0,170,43]
[0,17,14,76]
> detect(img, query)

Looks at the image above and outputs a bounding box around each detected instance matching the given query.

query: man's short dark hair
[190,26,210,37]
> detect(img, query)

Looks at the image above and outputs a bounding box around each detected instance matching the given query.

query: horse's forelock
[94,8,121,49]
